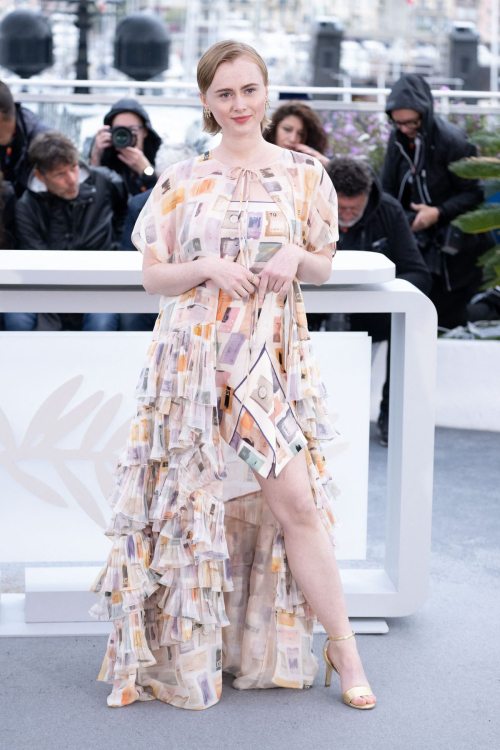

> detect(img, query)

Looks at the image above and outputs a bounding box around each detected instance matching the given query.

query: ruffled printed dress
[89,150,341,710]
[217,189,322,479]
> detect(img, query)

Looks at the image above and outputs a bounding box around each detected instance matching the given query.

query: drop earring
[265,98,270,108]
[203,106,211,117]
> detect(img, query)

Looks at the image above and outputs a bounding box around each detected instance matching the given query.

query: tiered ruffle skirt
[89,299,341,710]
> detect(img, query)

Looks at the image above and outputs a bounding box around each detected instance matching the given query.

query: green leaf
[451,207,500,233]
[477,245,500,289]
[477,245,500,267]
[448,157,500,179]
[470,132,500,155]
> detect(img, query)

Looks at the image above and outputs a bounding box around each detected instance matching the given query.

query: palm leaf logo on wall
[0,375,130,529]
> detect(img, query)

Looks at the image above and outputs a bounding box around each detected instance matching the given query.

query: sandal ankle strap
[327,629,356,641]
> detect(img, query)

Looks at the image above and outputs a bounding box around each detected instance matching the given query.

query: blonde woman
[90,40,376,712]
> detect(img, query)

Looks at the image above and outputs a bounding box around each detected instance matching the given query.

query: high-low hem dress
[89,149,341,710]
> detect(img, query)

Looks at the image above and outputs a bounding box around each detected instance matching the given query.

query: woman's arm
[294,143,331,169]
[141,245,257,299]
[296,244,333,285]
[255,243,333,304]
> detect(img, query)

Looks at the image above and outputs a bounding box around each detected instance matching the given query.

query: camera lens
[110,126,136,149]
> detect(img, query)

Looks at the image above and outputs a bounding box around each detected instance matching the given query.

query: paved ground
[1,425,499,750]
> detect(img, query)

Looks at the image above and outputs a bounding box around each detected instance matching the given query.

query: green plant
[449,156,500,291]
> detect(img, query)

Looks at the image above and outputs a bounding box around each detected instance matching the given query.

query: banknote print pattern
[89,150,341,709]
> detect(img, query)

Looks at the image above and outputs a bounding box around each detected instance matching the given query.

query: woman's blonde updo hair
[197,40,269,135]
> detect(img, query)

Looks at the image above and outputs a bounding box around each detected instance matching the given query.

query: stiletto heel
[323,630,376,710]
[324,660,333,687]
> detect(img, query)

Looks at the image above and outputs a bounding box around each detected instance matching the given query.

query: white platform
[0,566,392,636]
[370,339,500,431]
[0,594,112,637]
[0,249,395,289]
[0,591,387,637]
[17,566,392,633]
[0,250,437,623]
[25,567,102,623]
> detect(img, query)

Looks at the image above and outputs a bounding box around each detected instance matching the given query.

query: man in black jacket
[309,156,431,446]
[0,81,50,197]
[6,131,128,332]
[382,73,491,329]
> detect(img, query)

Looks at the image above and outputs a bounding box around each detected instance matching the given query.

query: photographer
[89,98,161,196]
[0,80,50,197]
[381,73,491,329]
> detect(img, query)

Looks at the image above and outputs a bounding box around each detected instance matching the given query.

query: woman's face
[275,115,306,149]
[201,56,268,137]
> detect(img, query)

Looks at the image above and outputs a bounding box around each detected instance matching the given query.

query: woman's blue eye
[219,88,255,98]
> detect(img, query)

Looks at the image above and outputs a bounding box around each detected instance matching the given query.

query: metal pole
[74,0,91,94]
[491,0,499,92]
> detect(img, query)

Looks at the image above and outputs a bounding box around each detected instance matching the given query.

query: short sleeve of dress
[131,164,178,263]
[305,161,339,255]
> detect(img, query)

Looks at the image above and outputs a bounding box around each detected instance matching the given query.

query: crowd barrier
[0,249,437,636]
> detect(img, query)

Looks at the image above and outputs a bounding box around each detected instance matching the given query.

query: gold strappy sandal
[323,630,376,710]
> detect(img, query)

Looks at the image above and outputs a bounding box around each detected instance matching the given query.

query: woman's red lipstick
[232,115,251,123]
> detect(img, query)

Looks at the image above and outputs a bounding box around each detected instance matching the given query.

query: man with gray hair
[310,156,431,446]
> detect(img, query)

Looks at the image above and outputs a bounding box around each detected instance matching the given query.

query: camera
[110,125,137,150]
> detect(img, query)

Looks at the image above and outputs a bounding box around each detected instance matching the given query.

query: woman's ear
[199,92,206,107]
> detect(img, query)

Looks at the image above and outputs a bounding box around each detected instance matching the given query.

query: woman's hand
[294,143,330,168]
[206,258,259,299]
[256,244,303,304]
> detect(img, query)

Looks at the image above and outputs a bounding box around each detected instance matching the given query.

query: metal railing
[6,77,500,116]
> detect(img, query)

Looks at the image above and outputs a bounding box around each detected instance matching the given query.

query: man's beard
[338,193,369,229]
[339,214,363,228]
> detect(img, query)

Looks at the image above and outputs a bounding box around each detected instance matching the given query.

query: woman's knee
[273,490,318,530]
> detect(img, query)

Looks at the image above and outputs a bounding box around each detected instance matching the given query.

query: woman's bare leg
[252,448,376,706]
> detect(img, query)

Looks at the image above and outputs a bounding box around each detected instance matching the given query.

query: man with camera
[382,73,492,330]
[89,98,162,197]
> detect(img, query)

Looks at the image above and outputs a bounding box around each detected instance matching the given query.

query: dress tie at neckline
[228,165,260,182]
[227,166,261,366]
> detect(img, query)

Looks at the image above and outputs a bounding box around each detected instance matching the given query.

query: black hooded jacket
[382,74,482,222]
[15,163,128,250]
[0,105,50,198]
[337,172,431,294]
[96,98,162,196]
[381,74,492,291]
